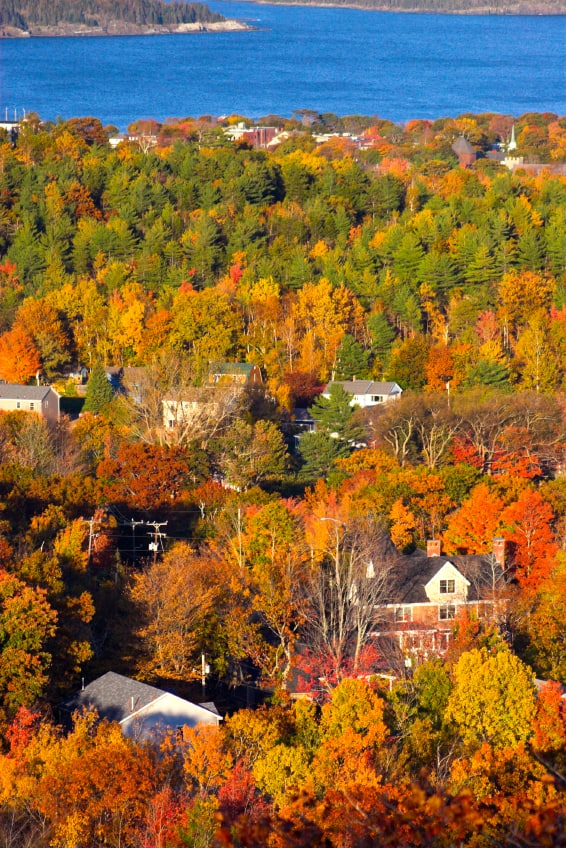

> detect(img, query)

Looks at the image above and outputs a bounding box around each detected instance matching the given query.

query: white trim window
[395,606,412,623]
[439,604,456,620]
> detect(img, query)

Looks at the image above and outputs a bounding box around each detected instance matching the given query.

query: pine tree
[334,335,370,381]
[83,365,114,413]
[308,383,364,444]
[297,430,347,481]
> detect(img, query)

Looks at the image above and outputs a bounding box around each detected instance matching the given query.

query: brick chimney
[492,537,505,568]
[427,539,441,558]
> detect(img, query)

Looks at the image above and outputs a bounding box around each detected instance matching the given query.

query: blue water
[0,2,564,129]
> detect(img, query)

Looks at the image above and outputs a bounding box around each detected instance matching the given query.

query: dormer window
[439,579,455,594]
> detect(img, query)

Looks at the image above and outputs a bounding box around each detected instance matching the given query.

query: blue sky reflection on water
[0,2,564,128]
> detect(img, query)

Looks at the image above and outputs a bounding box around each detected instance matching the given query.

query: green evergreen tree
[392,233,425,285]
[465,358,510,389]
[297,430,346,481]
[308,383,364,443]
[334,334,370,381]
[83,364,114,413]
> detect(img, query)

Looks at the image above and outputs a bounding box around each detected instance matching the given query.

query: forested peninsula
[0,0,249,38]
[252,0,564,14]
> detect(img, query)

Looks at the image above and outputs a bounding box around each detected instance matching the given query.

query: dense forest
[0,110,565,845]
[0,0,225,31]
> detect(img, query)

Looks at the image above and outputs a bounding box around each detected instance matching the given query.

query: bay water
[0,1,564,129]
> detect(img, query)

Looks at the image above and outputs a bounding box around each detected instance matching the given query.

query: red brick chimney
[427,539,441,558]
[492,537,505,567]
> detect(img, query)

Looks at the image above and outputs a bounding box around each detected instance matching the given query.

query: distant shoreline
[243,0,564,14]
[0,19,253,38]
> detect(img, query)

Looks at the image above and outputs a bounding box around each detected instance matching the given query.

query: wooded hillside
[0,110,565,846]
[0,0,224,30]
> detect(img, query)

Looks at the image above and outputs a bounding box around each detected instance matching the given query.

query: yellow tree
[498,271,555,343]
[445,647,536,749]
[0,569,57,716]
[292,279,365,380]
[106,282,153,364]
[244,500,308,687]
[514,313,559,394]
[169,286,243,375]
[312,678,387,792]
[182,724,233,797]
[130,543,224,680]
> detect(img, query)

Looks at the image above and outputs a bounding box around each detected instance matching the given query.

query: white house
[323,380,402,408]
[60,672,221,741]
[0,384,60,423]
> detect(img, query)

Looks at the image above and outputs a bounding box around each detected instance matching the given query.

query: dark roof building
[452,136,477,168]
[60,672,221,740]
[375,539,509,663]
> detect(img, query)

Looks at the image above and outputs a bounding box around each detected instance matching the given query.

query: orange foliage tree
[0,327,41,383]
[501,489,558,591]
[97,442,194,510]
[443,483,504,555]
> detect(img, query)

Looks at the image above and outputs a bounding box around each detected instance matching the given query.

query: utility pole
[147,521,168,564]
[201,653,210,690]
[123,518,144,562]
[82,515,98,567]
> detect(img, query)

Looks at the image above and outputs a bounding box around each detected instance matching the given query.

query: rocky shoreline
[0,19,252,38]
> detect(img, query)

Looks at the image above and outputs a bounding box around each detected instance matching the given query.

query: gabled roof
[60,672,165,723]
[386,553,496,605]
[211,362,256,376]
[325,380,401,396]
[452,136,476,155]
[0,384,54,401]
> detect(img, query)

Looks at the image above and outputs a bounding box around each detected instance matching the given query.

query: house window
[29,403,34,411]
[439,604,456,621]
[16,401,20,409]
[440,579,455,594]
[371,395,384,403]
[395,606,412,622]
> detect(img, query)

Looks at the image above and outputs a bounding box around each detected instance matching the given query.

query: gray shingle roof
[386,553,496,605]
[0,384,53,401]
[326,380,401,396]
[60,672,166,723]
